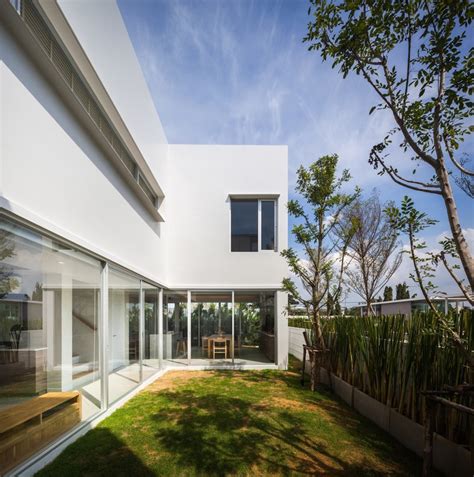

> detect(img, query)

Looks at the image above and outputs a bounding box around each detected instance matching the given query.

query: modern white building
[0,0,288,474]
[355,295,472,316]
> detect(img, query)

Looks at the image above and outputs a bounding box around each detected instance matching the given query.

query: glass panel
[191,292,232,362]
[231,200,258,252]
[108,268,140,404]
[234,292,275,364]
[0,218,102,447]
[143,283,160,376]
[163,292,188,364]
[261,200,276,250]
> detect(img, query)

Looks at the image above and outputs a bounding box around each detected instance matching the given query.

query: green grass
[38,358,423,476]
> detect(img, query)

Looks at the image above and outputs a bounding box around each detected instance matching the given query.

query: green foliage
[0,229,18,298]
[304,0,474,292]
[288,317,312,329]
[386,196,438,296]
[304,0,473,164]
[31,282,43,301]
[281,155,359,339]
[383,286,393,301]
[323,310,473,444]
[395,282,410,300]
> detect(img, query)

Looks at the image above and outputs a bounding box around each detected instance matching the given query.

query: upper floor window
[231,199,277,252]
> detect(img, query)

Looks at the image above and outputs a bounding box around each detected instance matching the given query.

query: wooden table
[207,334,232,359]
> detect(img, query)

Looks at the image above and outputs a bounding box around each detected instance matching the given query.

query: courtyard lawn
[37,359,423,476]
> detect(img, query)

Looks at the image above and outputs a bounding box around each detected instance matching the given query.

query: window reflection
[231,199,258,252]
[0,218,102,469]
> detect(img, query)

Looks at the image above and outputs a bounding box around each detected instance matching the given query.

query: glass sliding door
[143,283,160,377]
[108,268,140,404]
[191,292,233,362]
[234,292,275,364]
[0,217,102,473]
[163,292,188,363]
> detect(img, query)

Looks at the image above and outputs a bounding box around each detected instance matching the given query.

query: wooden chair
[213,338,227,359]
[175,336,187,358]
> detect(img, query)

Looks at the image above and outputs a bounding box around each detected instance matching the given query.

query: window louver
[17,0,158,208]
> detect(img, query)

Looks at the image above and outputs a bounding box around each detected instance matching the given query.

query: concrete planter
[353,388,390,432]
[289,345,472,476]
[388,409,424,457]
[319,367,330,386]
[331,374,354,407]
[433,433,472,477]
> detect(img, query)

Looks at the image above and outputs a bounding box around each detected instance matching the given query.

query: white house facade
[0,0,288,474]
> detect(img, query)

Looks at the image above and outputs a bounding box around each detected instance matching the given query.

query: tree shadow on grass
[37,428,156,477]
[150,387,416,476]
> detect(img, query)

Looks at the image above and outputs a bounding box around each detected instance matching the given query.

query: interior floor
[165,345,273,367]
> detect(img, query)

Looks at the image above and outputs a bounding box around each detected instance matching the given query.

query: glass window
[191,292,232,361]
[261,201,276,250]
[231,199,258,252]
[231,199,277,252]
[234,292,275,364]
[143,283,160,376]
[0,217,102,447]
[108,268,140,404]
[163,292,188,363]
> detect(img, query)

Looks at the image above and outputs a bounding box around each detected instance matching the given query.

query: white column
[44,288,56,390]
[139,281,144,382]
[187,291,192,364]
[158,288,163,368]
[275,290,288,370]
[231,291,235,364]
[60,274,73,391]
[100,263,109,409]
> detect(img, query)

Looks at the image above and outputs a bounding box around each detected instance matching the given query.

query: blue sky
[119,0,473,305]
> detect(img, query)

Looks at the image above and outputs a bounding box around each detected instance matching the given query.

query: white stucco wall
[0,1,289,295]
[56,0,169,191]
[0,23,167,285]
[166,144,288,289]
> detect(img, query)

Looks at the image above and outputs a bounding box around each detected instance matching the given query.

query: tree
[0,229,18,298]
[386,196,472,363]
[395,282,410,300]
[281,154,359,390]
[305,0,474,292]
[383,286,393,301]
[31,282,43,301]
[337,193,402,315]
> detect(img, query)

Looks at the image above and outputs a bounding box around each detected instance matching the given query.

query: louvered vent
[16,0,158,208]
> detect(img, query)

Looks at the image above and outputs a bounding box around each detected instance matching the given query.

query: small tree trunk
[310,352,318,392]
[309,317,324,391]
[422,400,435,477]
[437,162,474,291]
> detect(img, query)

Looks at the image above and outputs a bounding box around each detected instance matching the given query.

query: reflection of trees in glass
[0,229,19,298]
[128,302,139,335]
[31,282,43,301]
[0,302,21,341]
[238,304,260,345]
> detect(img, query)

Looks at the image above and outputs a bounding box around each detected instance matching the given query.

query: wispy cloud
[119,0,474,302]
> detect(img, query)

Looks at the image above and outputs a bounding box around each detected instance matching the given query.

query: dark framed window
[231,200,258,252]
[230,198,277,252]
[261,201,276,250]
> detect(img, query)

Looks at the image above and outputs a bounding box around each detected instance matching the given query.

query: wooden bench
[0,391,82,475]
